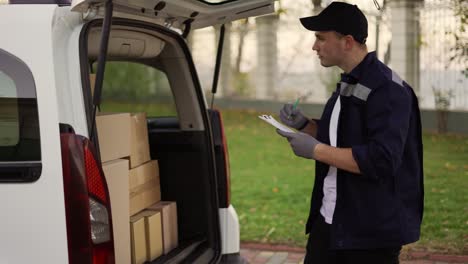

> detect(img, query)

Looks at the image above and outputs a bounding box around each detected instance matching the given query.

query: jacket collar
[341,51,376,83]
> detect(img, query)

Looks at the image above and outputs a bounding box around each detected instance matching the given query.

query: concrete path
[240,243,468,264]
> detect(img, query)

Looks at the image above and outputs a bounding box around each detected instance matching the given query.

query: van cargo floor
[148,238,207,264]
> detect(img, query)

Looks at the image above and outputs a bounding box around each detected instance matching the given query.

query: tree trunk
[234,19,249,75]
[312,0,322,12]
[437,110,449,134]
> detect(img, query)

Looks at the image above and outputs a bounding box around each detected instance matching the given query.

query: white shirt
[320,95,341,224]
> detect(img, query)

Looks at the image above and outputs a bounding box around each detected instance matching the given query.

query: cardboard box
[96,113,131,162]
[147,201,178,254]
[130,214,147,264]
[129,113,151,168]
[129,160,159,191]
[142,210,163,261]
[129,160,161,215]
[102,159,130,264]
[130,183,161,216]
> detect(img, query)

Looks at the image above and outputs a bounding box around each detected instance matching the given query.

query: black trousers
[303,215,401,264]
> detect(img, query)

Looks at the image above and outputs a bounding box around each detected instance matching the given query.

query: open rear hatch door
[71,0,275,30]
[73,1,276,262]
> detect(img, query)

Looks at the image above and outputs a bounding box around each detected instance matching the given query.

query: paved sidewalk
[240,243,468,264]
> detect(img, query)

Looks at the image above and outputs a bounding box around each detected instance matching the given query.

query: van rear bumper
[219,206,240,254]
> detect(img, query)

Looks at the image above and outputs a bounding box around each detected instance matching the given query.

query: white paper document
[258,115,296,133]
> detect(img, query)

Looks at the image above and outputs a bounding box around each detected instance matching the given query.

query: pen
[287,97,300,120]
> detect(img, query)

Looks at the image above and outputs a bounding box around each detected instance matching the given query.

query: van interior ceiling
[84,21,221,263]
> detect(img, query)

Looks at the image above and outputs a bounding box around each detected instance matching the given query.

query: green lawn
[102,102,468,254]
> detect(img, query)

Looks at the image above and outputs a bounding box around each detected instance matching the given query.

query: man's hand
[279,104,308,130]
[276,129,321,159]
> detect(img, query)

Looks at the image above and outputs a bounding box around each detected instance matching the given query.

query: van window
[97,61,177,117]
[0,50,41,161]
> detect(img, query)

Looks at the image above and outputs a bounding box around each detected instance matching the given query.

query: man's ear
[344,35,355,50]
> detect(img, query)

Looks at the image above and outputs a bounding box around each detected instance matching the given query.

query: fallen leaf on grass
[444,162,457,171]
[272,187,279,193]
[262,227,276,242]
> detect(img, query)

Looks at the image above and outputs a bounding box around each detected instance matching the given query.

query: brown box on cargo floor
[129,160,161,216]
[102,159,130,264]
[96,113,131,162]
[142,210,163,261]
[130,214,147,264]
[129,113,151,168]
[147,201,178,254]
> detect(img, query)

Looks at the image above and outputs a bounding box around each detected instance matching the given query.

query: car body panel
[51,7,90,137]
[0,1,275,262]
[0,5,69,264]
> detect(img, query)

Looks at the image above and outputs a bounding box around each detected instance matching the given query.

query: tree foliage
[448,0,467,77]
[100,62,171,101]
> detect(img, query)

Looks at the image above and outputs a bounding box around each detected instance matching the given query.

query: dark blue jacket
[306,52,424,250]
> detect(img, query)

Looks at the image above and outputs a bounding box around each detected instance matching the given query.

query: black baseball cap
[300,1,368,44]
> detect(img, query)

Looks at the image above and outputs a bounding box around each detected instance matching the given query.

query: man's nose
[312,41,318,51]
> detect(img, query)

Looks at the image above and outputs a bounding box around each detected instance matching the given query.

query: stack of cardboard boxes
[97,112,178,264]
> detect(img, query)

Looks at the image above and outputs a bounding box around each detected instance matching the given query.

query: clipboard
[258,115,296,133]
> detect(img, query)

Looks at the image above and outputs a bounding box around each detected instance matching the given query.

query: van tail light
[209,109,231,208]
[61,133,115,264]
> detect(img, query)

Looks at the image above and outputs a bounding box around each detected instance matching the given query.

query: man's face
[312,31,346,67]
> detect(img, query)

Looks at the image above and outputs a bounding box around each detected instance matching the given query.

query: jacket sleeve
[312,118,320,128]
[352,82,412,181]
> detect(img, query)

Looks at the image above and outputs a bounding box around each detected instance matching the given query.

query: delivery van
[0,1,275,263]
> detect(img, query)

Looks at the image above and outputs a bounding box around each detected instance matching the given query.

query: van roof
[7,0,71,5]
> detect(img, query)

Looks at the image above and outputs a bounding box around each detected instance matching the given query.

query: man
[276,2,424,264]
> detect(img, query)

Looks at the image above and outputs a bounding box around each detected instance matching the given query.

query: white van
[0,1,275,263]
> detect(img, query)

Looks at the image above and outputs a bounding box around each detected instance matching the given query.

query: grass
[102,102,468,255]
[414,133,468,254]
[221,109,315,246]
